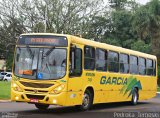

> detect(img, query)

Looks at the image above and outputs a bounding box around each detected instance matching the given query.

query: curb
[157,92,160,94]
[0,100,11,103]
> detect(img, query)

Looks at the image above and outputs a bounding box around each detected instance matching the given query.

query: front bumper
[11,89,67,106]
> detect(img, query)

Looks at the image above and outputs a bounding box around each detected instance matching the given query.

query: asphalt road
[0,94,160,118]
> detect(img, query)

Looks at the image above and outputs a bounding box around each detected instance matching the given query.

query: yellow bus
[11,33,157,110]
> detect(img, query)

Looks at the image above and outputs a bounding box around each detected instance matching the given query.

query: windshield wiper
[26,45,34,58]
[43,46,55,58]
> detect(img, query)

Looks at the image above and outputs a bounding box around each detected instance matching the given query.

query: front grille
[26,94,45,100]
[20,81,53,88]
[25,89,48,93]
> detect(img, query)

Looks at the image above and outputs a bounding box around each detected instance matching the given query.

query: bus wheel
[35,104,49,110]
[76,89,93,111]
[131,88,138,105]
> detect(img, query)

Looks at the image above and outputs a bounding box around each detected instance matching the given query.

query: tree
[109,0,138,10]
[104,10,137,49]
[132,0,160,57]
[83,16,109,41]
[34,0,104,34]
[131,40,151,53]
[102,38,121,46]
[109,0,127,11]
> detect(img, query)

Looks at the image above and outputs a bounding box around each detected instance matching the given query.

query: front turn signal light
[12,83,22,92]
[51,85,65,94]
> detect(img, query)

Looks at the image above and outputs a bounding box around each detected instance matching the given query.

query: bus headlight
[12,83,22,92]
[51,85,65,94]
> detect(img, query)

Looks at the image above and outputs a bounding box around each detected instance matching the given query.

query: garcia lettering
[100,76,127,85]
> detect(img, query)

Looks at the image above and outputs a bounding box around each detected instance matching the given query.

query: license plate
[30,98,39,103]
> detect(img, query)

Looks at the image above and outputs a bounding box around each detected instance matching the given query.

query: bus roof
[20,33,68,37]
[20,33,156,60]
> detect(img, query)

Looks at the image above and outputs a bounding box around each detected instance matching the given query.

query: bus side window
[130,55,138,74]
[108,51,119,72]
[146,59,154,76]
[84,46,95,70]
[119,53,129,74]
[96,48,107,71]
[69,48,82,77]
[139,57,146,75]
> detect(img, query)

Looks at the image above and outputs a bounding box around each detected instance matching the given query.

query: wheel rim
[82,93,90,109]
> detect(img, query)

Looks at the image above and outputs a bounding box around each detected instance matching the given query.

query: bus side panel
[93,73,132,103]
[65,91,83,106]
[138,76,157,100]
[92,73,157,104]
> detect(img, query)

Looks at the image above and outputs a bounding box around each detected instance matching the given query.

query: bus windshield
[14,47,67,80]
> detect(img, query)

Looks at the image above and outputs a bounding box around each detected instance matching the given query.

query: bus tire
[76,89,93,111]
[131,88,138,105]
[35,104,49,110]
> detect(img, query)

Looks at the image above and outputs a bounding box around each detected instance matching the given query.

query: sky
[136,0,150,4]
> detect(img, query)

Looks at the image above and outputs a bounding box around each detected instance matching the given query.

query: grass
[157,87,160,92]
[0,81,11,100]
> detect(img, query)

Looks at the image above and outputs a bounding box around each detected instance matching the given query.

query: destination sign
[18,35,68,46]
